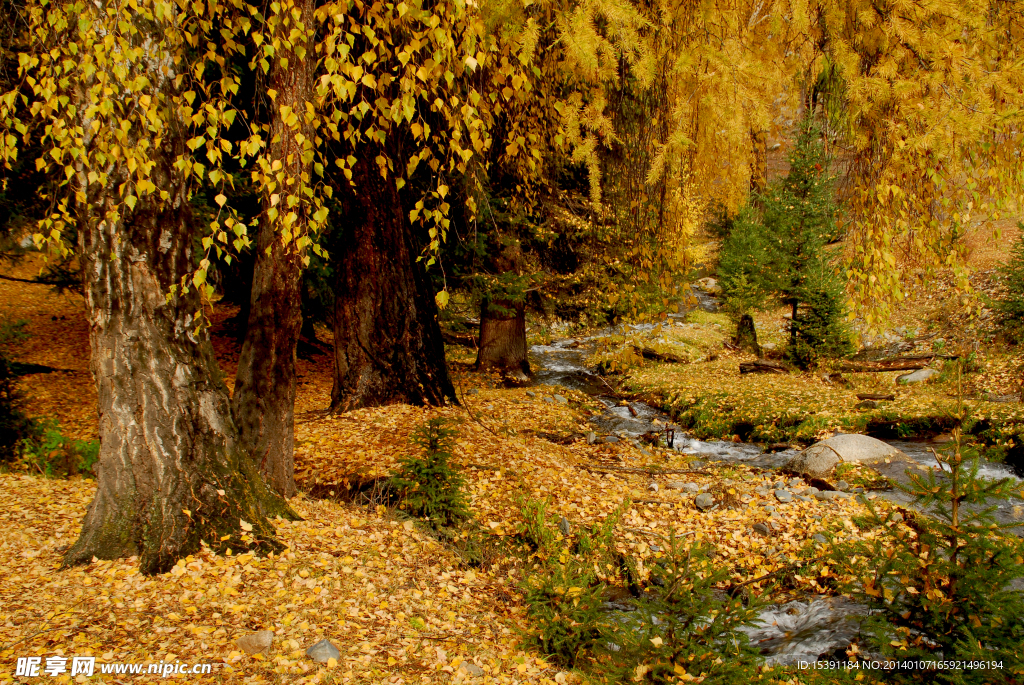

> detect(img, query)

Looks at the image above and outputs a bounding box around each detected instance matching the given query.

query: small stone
[854,400,878,409]
[586,431,597,445]
[647,482,659,492]
[554,394,568,404]
[699,484,710,492]
[306,639,341,663]
[752,522,772,535]
[525,390,536,398]
[763,505,776,513]
[812,534,828,545]
[774,490,793,503]
[236,630,274,655]
[814,490,838,500]
[836,480,850,491]
[467,388,479,395]
[834,491,852,499]
[602,436,619,444]
[694,493,715,511]
[805,486,820,495]
[460,662,485,677]
[788,477,802,487]
[795,495,812,502]
[639,448,652,457]
[559,516,572,536]
[543,396,553,403]
[649,543,661,552]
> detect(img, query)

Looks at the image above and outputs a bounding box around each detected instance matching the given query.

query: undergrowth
[516,497,766,682]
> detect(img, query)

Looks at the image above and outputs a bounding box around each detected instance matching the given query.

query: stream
[527,322,1024,666]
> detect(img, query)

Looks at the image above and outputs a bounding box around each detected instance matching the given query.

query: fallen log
[838,357,932,372]
[740,359,789,374]
[856,393,896,401]
[637,346,689,363]
[578,464,707,476]
[442,331,478,348]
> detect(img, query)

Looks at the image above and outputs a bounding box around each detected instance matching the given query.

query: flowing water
[527,321,1024,665]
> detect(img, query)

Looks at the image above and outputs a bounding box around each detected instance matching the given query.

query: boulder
[785,434,904,479]
[897,368,939,384]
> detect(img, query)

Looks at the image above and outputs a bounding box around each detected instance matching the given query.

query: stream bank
[526,328,1024,666]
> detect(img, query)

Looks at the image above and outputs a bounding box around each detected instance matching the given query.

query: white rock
[785,434,905,479]
[897,368,939,384]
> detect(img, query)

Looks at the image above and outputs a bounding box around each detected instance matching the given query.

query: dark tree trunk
[734,313,762,356]
[330,153,457,412]
[232,0,314,498]
[475,298,530,378]
[64,27,293,576]
[750,129,768,194]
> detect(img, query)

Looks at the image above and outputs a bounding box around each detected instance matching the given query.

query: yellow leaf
[240,519,253,532]
[215,193,227,206]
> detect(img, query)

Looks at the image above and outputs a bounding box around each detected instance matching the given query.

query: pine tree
[718,119,852,367]
[994,223,1024,344]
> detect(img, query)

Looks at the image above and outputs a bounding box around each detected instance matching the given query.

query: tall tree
[1,0,296,574]
[232,0,316,497]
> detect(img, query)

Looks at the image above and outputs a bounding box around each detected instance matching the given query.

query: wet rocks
[694,493,715,511]
[236,631,274,655]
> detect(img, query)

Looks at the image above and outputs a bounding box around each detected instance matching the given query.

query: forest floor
[1,225,1023,684]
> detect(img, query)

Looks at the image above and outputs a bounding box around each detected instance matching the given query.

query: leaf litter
[1,257,923,684]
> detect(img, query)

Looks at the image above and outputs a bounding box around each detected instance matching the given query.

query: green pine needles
[829,378,1024,684]
[718,119,853,368]
[389,418,470,530]
[995,222,1024,344]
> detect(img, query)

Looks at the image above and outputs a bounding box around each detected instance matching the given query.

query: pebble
[752,522,772,535]
[467,388,479,395]
[525,390,536,398]
[811,534,828,545]
[814,490,838,500]
[586,431,597,445]
[602,436,619,444]
[460,662,485,677]
[306,639,341,663]
[763,505,776,513]
[559,516,572,535]
[788,477,802,487]
[236,631,274,655]
[694,493,715,511]
[795,495,812,502]
[774,489,793,503]
[543,396,553,403]
[554,394,568,404]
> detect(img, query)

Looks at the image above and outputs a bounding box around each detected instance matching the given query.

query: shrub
[389,418,469,530]
[0,318,37,466]
[20,420,100,478]
[518,497,623,667]
[601,535,765,683]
